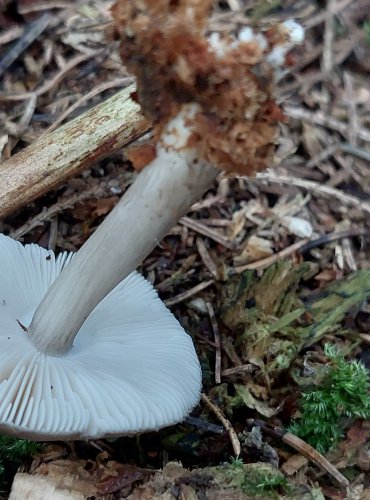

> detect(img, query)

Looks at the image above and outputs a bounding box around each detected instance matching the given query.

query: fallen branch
[0,84,149,219]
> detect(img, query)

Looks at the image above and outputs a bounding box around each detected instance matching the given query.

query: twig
[184,416,224,434]
[0,85,148,219]
[0,26,23,46]
[341,237,357,272]
[343,73,359,147]
[0,14,50,77]
[340,143,370,163]
[359,333,370,345]
[201,393,241,457]
[299,229,366,253]
[284,433,349,489]
[206,302,222,384]
[48,216,58,252]
[250,174,370,216]
[18,1,74,14]
[0,51,103,101]
[164,280,214,307]
[5,94,37,154]
[235,240,309,272]
[306,142,370,169]
[284,106,370,143]
[190,195,225,211]
[321,0,335,74]
[9,181,117,240]
[248,419,349,490]
[196,237,218,278]
[180,216,234,249]
[305,0,352,29]
[221,364,254,377]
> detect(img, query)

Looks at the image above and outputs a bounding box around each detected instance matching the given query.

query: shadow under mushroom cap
[0,235,201,440]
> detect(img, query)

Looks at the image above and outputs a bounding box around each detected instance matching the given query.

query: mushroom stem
[28,143,217,356]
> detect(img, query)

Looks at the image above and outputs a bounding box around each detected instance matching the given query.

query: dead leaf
[97,463,151,495]
[281,454,308,476]
[234,235,273,265]
[234,384,276,417]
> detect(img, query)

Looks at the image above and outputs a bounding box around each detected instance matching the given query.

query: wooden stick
[248,419,349,490]
[201,393,241,457]
[0,84,149,219]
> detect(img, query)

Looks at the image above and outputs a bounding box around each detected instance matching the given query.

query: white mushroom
[0,0,304,439]
[0,234,200,439]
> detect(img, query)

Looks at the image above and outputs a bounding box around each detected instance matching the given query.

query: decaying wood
[0,84,149,219]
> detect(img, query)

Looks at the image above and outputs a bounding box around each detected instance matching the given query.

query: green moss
[0,435,40,493]
[289,344,370,453]
[363,21,370,45]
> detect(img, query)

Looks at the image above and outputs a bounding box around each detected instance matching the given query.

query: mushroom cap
[0,235,201,440]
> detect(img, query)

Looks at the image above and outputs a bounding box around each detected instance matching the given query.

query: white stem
[28,147,218,356]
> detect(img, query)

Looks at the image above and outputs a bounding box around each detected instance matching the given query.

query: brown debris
[126,143,157,171]
[111,0,293,174]
[2,1,370,498]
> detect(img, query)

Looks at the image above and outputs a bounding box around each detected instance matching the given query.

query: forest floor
[0,0,370,498]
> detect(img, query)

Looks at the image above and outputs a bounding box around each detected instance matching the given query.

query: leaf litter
[1,0,370,498]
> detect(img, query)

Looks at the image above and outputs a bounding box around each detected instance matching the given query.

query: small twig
[0,51,103,101]
[196,237,218,278]
[18,1,74,14]
[48,216,58,252]
[284,106,370,143]
[359,333,370,345]
[340,143,370,163]
[206,302,222,384]
[305,0,352,29]
[305,144,340,169]
[341,237,357,272]
[235,240,309,272]
[0,14,50,77]
[250,174,370,216]
[164,280,214,307]
[299,229,366,253]
[201,393,241,457]
[306,142,370,169]
[248,419,349,490]
[191,195,225,211]
[0,26,23,46]
[343,73,359,147]
[321,0,335,74]
[180,216,234,249]
[283,433,349,489]
[184,416,224,435]
[221,364,254,377]
[9,180,118,240]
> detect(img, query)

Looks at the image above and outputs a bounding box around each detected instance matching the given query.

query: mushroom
[0,0,304,439]
[0,234,200,439]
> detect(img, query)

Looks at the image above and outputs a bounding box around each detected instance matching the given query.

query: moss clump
[289,344,370,453]
[0,435,40,492]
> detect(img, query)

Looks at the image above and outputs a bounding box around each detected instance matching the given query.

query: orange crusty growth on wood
[111,0,289,174]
